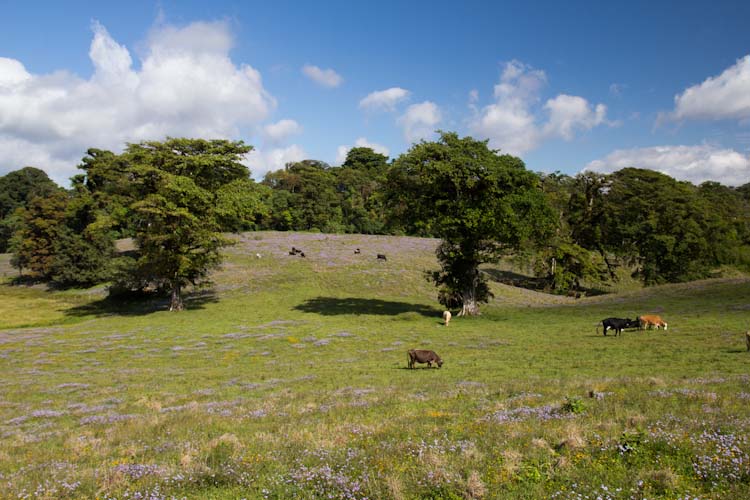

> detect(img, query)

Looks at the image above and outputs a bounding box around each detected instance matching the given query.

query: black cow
[377,254,387,261]
[407,349,443,368]
[597,317,639,337]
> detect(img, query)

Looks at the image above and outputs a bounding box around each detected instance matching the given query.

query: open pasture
[1,232,749,499]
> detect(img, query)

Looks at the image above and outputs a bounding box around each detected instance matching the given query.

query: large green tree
[122,138,253,310]
[387,132,553,315]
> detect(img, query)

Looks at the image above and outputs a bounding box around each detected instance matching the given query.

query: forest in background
[1,134,749,306]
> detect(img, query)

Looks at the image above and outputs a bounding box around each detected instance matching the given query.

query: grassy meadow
[1,231,750,499]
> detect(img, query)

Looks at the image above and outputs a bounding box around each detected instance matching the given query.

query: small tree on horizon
[387,132,553,316]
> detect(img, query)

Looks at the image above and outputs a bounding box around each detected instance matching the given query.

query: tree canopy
[387,132,554,315]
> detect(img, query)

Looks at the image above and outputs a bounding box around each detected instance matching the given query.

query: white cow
[442,310,452,326]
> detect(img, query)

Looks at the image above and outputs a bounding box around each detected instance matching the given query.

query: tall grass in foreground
[1,232,749,499]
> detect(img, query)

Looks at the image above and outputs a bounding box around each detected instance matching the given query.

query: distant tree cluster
[2,133,749,314]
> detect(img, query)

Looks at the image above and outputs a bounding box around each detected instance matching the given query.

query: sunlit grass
[1,232,749,499]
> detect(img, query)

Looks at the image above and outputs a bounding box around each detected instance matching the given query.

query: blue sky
[1,0,749,187]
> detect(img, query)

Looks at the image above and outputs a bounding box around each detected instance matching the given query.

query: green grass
[1,231,749,499]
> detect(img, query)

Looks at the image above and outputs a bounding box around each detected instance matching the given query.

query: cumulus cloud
[470,60,609,155]
[398,101,442,144]
[543,95,607,140]
[359,87,410,112]
[335,137,390,164]
[301,64,342,88]
[668,55,750,122]
[585,144,750,186]
[262,119,302,144]
[0,20,275,186]
[245,144,306,179]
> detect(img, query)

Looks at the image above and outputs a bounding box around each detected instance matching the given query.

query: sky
[1,0,750,188]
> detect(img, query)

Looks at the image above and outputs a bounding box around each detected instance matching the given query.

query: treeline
[1,135,749,302]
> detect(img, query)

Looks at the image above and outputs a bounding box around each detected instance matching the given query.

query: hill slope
[1,232,749,499]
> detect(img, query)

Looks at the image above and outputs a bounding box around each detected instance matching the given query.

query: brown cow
[638,314,668,330]
[407,349,443,369]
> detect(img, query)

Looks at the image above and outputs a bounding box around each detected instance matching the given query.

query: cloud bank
[585,144,750,186]
[0,20,276,186]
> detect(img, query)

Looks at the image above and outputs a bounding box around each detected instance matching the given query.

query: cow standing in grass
[639,315,668,330]
[597,317,639,336]
[442,310,452,326]
[407,349,443,369]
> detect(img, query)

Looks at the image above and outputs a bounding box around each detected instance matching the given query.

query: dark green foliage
[119,138,251,310]
[10,190,69,277]
[262,160,342,231]
[388,132,554,315]
[333,147,389,234]
[602,168,712,284]
[215,178,272,232]
[10,188,116,286]
[0,167,61,252]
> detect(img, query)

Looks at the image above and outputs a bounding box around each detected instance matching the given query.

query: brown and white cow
[407,349,443,369]
[638,314,668,330]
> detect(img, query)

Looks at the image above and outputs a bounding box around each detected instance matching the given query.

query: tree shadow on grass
[64,289,219,318]
[294,297,441,317]
[482,269,609,297]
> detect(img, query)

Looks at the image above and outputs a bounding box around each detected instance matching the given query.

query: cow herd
[287,247,386,261]
[597,314,669,336]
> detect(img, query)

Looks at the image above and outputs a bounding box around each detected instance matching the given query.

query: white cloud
[470,60,608,156]
[398,101,442,143]
[0,20,275,187]
[543,95,607,140]
[359,87,410,111]
[0,57,31,87]
[301,64,342,88]
[262,119,302,144]
[585,144,750,186]
[246,144,306,179]
[335,137,390,164]
[669,55,750,121]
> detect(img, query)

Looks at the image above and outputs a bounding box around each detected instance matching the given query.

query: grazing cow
[638,314,668,331]
[291,247,303,255]
[407,349,443,369]
[377,254,387,261]
[289,250,296,255]
[354,248,361,254]
[745,331,750,352]
[300,252,306,258]
[442,310,452,326]
[597,317,639,337]
[255,253,262,259]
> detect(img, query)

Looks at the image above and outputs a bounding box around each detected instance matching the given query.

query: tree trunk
[457,286,481,316]
[169,281,184,311]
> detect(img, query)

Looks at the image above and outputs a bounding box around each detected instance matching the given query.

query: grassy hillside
[1,232,749,499]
